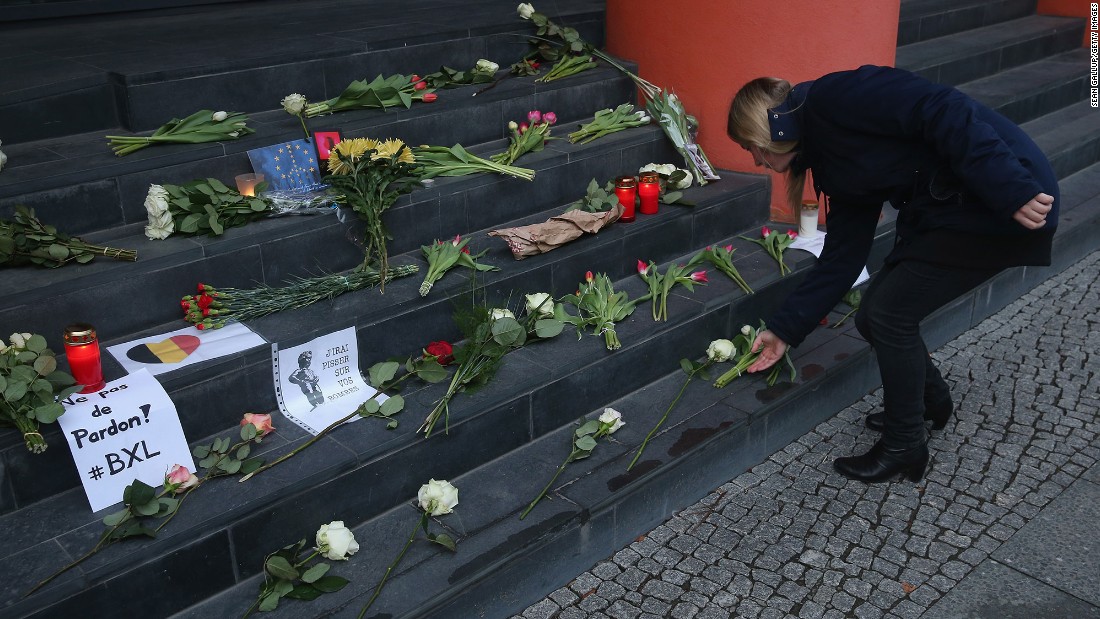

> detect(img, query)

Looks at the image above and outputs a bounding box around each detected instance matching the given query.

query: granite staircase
[0,1,1096,618]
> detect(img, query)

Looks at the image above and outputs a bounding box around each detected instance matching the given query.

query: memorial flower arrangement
[639,162,693,191]
[179,265,419,330]
[491,110,557,166]
[244,520,357,615]
[420,295,564,437]
[413,143,536,181]
[106,109,253,156]
[0,333,79,454]
[358,479,458,617]
[568,103,650,144]
[325,137,421,285]
[831,288,862,329]
[628,341,732,470]
[239,356,448,481]
[29,415,271,595]
[294,74,436,118]
[561,271,648,351]
[713,322,796,388]
[686,244,753,295]
[563,178,620,213]
[1,205,137,268]
[143,180,275,239]
[516,3,597,83]
[741,226,797,276]
[520,409,623,519]
[636,260,707,322]
[418,234,499,297]
[417,58,499,89]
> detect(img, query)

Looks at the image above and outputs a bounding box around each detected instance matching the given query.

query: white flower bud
[281,93,307,115]
[418,479,459,516]
[598,408,625,434]
[211,111,228,122]
[517,2,535,19]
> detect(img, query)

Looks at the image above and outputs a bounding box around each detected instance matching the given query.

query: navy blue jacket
[767,65,1059,348]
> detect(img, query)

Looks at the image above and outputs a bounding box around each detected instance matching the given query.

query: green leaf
[360,399,380,415]
[575,420,600,437]
[534,319,564,338]
[206,178,230,193]
[218,458,242,474]
[240,457,265,474]
[428,532,457,552]
[192,445,211,459]
[3,381,27,403]
[491,317,525,347]
[575,435,598,451]
[236,443,251,459]
[680,358,694,375]
[265,555,299,581]
[241,423,258,441]
[416,361,448,384]
[102,509,130,527]
[33,355,57,376]
[386,420,398,429]
[47,244,69,261]
[134,498,161,517]
[379,394,404,417]
[368,361,400,387]
[26,335,48,353]
[33,402,65,423]
[179,213,203,233]
[125,480,156,506]
[284,584,323,601]
[272,579,295,597]
[310,575,349,593]
[300,563,330,583]
[258,591,281,612]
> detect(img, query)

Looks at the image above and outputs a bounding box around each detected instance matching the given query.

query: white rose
[525,293,554,319]
[281,93,307,115]
[475,59,499,74]
[0,338,7,354]
[144,185,175,240]
[598,407,625,434]
[418,478,459,516]
[670,169,693,190]
[211,111,228,122]
[489,308,515,321]
[145,219,175,240]
[315,521,359,561]
[639,163,659,174]
[0,140,7,173]
[517,3,535,19]
[741,325,752,336]
[144,184,170,217]
[655,163,677,176]
[9,333,31,350]
[706,339,735,362]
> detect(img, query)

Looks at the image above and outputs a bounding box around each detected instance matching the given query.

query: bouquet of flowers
[516,3,598,83]
[293,74,437,118]
[0,333,79,454]
[359,480,458,616]
[143,180,273,240]
[420,295,563,437]
[520,409,623,519]
[413,143,535,181]
[418,234,498,297]
[417,59,498,89]
[491,110,557,166]
[245,520,357,615]
[1,206,136,268]
[713,322,796,388]
[180,265,419,330]
[741,226,797,276]
[628,341,732,470]
[636,260,707,322]
[325,137,421,284]
[686,244,753,295]
[563,178,620,213]
[106,109,253,156]
[569,103,650,144]
[561,271,648,350]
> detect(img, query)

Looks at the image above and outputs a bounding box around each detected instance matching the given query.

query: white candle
[799,202,819,239]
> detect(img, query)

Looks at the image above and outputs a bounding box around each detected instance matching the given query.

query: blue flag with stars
[246,138,324,191]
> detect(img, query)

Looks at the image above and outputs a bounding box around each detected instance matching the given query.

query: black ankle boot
[833,440,929,483]
[864,397,953,432]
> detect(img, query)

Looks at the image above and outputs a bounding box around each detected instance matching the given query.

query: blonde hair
[728,77,805,213]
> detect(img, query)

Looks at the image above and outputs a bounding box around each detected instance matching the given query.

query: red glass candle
[64,323,105,393]
[638,172,660,215]
[614,176,637,223]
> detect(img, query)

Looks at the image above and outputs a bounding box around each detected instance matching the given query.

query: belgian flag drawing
[126,335,201,364]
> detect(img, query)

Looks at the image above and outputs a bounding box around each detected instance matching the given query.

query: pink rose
[241,413,275,437]
[527,110,542,124]
[165,464,199,494]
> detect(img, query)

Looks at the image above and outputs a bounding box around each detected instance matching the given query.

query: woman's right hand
[747,330,789,373]
[1013,193,1054,229]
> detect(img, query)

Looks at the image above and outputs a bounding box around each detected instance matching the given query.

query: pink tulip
[585,270,594,283]
[542,111,557,125]
[637,259,649,276]
[690,271,708,283]
[527,110,542,124]
[518,121,529,134]
[787,229,798,239]
[452,234,462,246]
[724,245,734,252]
[761,226,771,237]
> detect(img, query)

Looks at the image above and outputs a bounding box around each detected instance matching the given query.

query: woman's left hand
[1012,193,1054,229]
[747,330,789,373]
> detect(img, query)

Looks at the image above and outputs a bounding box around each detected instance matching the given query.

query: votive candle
[234,173,265,197]
[615,176,637,223]
[799,200,820,239]
[64,323,105,393]
[638,172,660,215]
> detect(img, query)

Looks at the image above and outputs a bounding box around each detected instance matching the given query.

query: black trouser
[854,259,1001,448]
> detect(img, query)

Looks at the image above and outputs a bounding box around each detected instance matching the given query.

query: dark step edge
[898,0,1038,46]
[958,49,1090,124]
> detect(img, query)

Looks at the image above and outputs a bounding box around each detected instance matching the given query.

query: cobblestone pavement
[515,251,1100,619]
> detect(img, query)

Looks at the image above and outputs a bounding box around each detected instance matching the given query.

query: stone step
[895,15,1083,86]
[957,48,1090,124]
[172,157,1100,619]
[898,0,1036,46]
[1023,100,1100,180]
[0,0,603,142]
[0,63,635,237]
[0,164,768,517]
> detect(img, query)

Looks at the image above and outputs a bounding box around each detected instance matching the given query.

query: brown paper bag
[488,204,624,260]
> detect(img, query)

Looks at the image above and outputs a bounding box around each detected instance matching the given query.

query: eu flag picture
[246,138,324,191]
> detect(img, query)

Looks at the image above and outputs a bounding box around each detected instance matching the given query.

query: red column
[606,0,900,222]
[1038,0,1092,46]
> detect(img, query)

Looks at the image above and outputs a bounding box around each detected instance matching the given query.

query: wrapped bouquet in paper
[489,203,623,260]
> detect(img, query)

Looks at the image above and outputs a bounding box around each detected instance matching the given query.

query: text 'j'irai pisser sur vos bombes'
[63,384,161,479]
[1092,3,1098,107]
[325,343,360,401]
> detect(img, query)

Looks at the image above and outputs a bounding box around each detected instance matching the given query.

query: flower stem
[520,455,573,520]
[628,365,705,470]
[10,407,45,454]
[359,512,429,618]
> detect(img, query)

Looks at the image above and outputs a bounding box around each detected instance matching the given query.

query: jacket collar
[767,80,811,143]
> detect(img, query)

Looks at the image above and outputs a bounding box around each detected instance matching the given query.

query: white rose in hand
[598,407,625,434]
[316,521,360,561]
[418,478,459,516]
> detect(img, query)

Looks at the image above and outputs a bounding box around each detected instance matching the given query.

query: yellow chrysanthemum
[372,138,415,164]
[327,137,381,175]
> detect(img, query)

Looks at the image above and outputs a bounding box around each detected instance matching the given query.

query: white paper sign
[57,369,195,512]
[789,232,871,286]
[273,327,382,435]
[108,322,267,377]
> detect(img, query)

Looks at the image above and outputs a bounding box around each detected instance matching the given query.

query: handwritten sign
[273,327,382,435]
[57,369,195,512]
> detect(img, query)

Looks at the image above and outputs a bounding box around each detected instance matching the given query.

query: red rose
[424,341,454,365]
